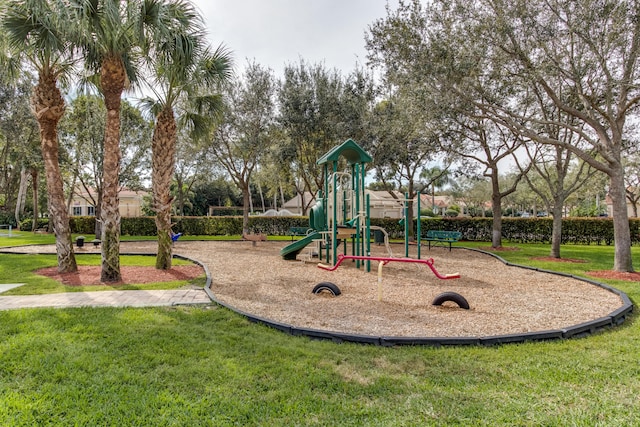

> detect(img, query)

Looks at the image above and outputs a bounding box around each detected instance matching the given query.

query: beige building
[281,192,317,216]
[605,193,638,218]
[417,193,463,216]
[69,188,149,218]
[281,190,462,219]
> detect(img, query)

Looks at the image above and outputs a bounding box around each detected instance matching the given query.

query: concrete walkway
[0,289,212,311]
[0,242,213,311]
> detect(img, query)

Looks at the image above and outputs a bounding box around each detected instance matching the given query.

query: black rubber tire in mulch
[432,291,470,309]
[312,282,342,296]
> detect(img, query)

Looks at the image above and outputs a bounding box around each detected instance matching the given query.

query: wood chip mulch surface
[175,241,625,338]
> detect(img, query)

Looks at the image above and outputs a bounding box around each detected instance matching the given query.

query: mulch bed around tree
[587,270,640,282]
[529,257,640,282]
[35,265,205,286]
[530,257,587,263]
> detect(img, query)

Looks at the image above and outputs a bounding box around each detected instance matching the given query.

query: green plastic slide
[280,231,321,260]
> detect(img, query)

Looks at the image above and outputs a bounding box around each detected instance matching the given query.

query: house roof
[73,187,149,199]
[282,192,317,208]
[419,193,461,208]
[367,190,403,200]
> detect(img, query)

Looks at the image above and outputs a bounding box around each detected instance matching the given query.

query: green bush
[121,217,157,236]
[370,218,406,239]
[19,218,49,231]
[172,216,240,235]
[159,216,310,236]
[247,216,309,235]
[0,211,17,227]
[17,214,640,246]
[70,217,96,234]
[415,216,640,245]
[419,209,437,217]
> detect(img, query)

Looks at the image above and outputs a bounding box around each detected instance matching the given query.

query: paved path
[0,289,212,311]
[0,242,213,311]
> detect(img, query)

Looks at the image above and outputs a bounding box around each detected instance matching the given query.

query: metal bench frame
[425,230,461,251]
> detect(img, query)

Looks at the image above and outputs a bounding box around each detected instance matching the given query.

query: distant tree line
[2,0,640,272]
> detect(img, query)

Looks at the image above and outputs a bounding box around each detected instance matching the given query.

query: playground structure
[279,139,454,279]
[280,139,372,267]
[317,254,459,280]
[317,253,460,303]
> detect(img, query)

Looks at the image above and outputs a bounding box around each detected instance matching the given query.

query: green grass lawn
[0,232,205,294]
[1,235,639,425]
[0,230,57,246]
[0,254,205,294]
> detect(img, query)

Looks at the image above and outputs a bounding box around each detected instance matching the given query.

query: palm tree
[142,0,232,269]
[71,0,155,282]
[420,166,452,214]
[2,0,78,273]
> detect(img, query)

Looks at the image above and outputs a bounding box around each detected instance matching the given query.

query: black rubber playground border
[203,246,634,347]
[2,243,633,346]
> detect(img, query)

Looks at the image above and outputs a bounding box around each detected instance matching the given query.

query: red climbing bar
[317,254,460,279]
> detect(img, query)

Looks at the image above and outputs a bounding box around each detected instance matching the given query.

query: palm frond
[200,44,234,86]
[191,94,225,117]
[178,111,213,141]
[138,96,163,118]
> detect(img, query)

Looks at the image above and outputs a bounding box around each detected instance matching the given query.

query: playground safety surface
[188,241,631,345]
[1,241,632,346]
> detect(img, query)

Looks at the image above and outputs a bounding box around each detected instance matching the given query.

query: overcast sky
[191,0,396,76]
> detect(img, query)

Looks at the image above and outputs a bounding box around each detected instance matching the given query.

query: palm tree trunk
[152,106,177,270]
[100,56,125,282]
[31,72,77,273]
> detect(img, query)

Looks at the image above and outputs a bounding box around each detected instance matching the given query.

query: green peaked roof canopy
[316,139,373,165]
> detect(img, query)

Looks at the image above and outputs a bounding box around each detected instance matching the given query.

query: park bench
[242,232,267,246]
[425,230,462,251]
[288,227,312,241]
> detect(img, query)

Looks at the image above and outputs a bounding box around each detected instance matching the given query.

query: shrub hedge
[0,211,17,227]
[417,217,640,245]
[19,218,49,231]
[60,216,311,236]
[14,215,640,246]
